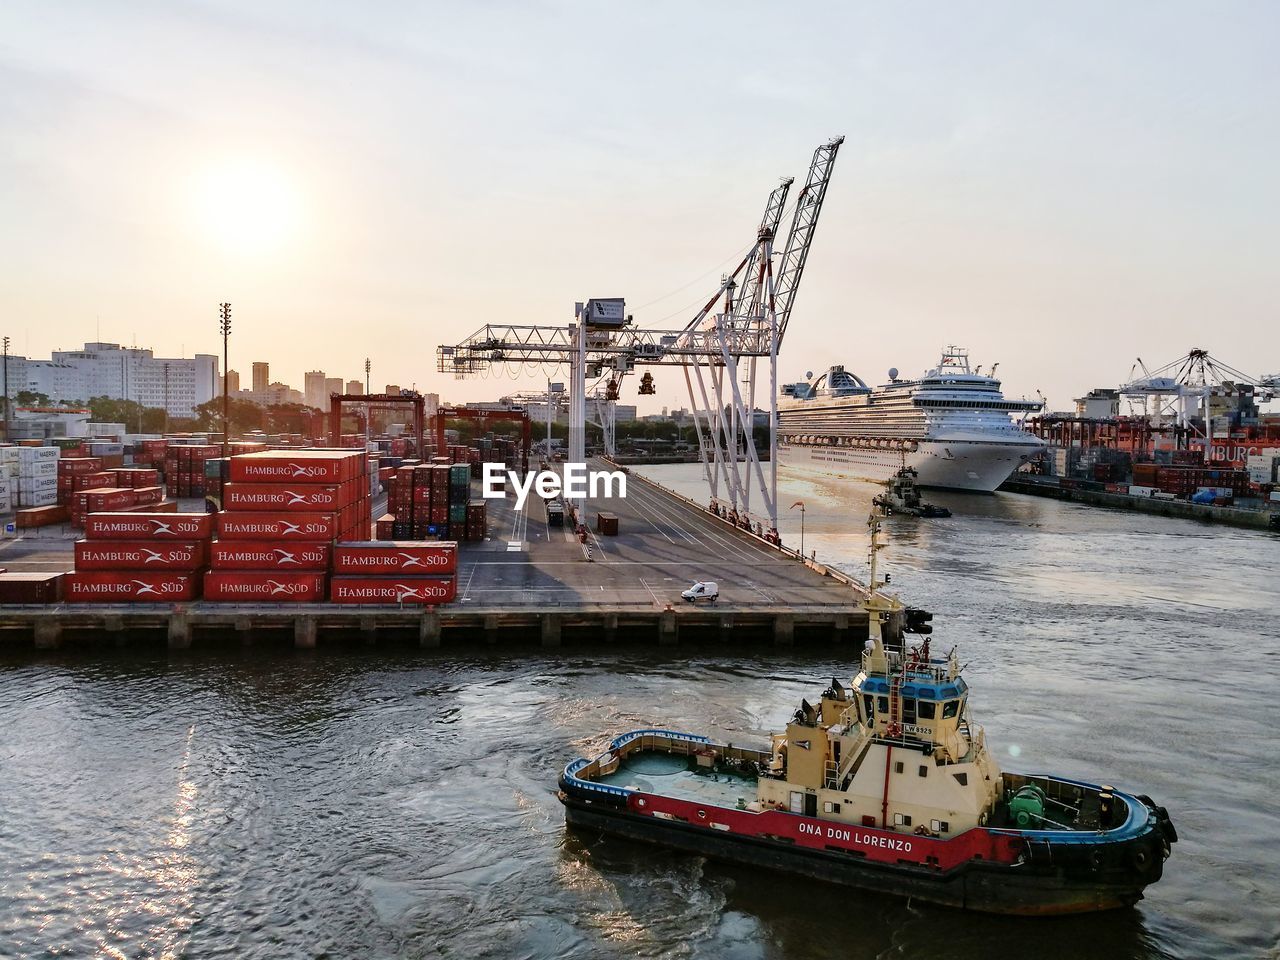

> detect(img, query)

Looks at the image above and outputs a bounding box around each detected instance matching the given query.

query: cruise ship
[778,347,1044,492]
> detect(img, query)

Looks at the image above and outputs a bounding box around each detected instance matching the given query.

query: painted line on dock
[638,577,662,607]
[623,482,758,564]
[460,561,478,601]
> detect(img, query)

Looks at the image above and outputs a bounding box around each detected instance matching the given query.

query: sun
[193,158,299,256]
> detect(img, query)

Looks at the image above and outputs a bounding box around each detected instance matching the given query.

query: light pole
[790,499,805,558]
[219,303,231,457]
[2,336,9,442]
[363,358,372,450]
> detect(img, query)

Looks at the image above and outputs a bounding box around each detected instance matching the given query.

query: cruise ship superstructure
[778,347,1044,492]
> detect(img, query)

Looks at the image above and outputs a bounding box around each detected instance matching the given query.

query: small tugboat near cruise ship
[558,518,1177,915]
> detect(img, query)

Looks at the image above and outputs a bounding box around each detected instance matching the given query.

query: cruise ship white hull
[779,439,1040,493]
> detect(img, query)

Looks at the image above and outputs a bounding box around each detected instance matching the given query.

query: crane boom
[731,176,794,331]
[773,136,844,341]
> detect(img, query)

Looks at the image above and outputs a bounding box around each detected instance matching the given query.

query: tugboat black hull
[561,792,1168,916]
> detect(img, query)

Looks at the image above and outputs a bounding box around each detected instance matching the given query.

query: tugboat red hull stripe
[626,793,1023,869]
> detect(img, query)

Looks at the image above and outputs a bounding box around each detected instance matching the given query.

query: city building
[324,377,343,400]
[4,343,219,416]
[252,362,269,393]
[226,369,240,394]
[385,384,401,396]
[346,380,362,395]
[1075,388,1121,420]
[304,370,327,410]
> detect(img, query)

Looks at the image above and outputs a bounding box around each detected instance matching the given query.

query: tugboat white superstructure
[558,517,1177,915]
[778,346,1044,492]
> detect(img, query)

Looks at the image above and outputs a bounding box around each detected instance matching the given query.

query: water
[1,464,1277,959]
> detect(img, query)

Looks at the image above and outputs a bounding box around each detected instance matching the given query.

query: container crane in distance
[437,137,844,528]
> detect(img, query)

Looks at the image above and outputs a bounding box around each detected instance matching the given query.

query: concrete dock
[1001,475,1280,532]
[0,464,876,650]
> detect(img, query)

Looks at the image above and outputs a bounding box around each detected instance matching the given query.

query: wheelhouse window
[942,699,961,719]
[917,700,936,720]
[902,698,916,723]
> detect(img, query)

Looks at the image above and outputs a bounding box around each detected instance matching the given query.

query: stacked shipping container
[64,511,213,602]
[205,450,371,601]
[330,541,457,604]
[381,460,485,542]
[1,446,60,510]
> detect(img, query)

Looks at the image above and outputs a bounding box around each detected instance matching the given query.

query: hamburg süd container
[209,541,332,571]
[84,512,214,540]
[332,542,457,574]
[216,511,339,541]
[74,540,208,571]
[203,570,328,602]
[64,571,202,602]
[330,576,456,605]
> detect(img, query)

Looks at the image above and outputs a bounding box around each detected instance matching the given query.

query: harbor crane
[437,137,844,528]
[1121,348,1274,438]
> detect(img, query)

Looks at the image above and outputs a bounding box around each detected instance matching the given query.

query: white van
[681,581,719,603]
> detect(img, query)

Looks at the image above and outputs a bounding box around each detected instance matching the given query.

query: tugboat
[873,465,952,518]
[558,515,1176,915]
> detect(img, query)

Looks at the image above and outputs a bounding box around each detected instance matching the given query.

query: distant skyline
[2,1,1277,415]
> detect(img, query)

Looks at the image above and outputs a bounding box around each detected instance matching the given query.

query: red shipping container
[123,500,178,515]
[58,457,105,475]
[0,572,64,603]
[84,512,215,540]
[64,571,201,602]
[330,576,456,605]
[209,540,331,570]
[228,450,362,484]
[61,472,114,492]
[74,540,207,571]
[85,488,139,513]
[333,541,458,574]
[203,570,327,602]
[223,482,355,511]
[216,511,339,541]
[375,514,395,540]
[15,505,70,528]
[133,486,165,505]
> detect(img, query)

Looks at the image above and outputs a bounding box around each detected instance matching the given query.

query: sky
[2,1,1277,414]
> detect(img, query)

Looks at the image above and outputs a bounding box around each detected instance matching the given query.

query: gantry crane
[437,137,844,527]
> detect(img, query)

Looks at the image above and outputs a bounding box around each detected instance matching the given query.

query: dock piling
[773,614,795,647]
[294,616,317,650]
[541,613,562,648]
[419,610,441,649]
[33,619,60,650]
[659,609,678,646]
[167,612,191,650]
